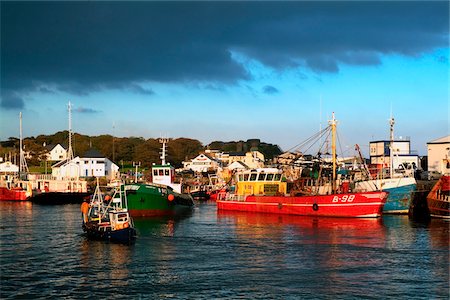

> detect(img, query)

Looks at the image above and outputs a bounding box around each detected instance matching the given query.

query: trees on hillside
[0,133,281,168]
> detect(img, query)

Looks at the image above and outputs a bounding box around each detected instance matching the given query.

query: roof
[51,158,70,168]
[427,135,450,144]
[228,152,246,157]
[45,143,68,151]
[82,148,105,158]
[228,161,249,169]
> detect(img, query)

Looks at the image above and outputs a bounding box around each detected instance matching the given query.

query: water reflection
[79,239,133,287]
[217,210,386,246]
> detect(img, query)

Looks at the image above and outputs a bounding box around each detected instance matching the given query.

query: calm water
[1,201,449,299]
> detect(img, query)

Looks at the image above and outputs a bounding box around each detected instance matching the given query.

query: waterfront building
[369,138,420,175]
[427,135,450,175]
[0,161,19,174]
[52,148,119,180]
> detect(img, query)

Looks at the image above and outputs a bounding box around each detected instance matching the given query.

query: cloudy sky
[1,1,448,156]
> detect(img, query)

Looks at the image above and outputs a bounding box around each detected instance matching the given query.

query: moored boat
[426,175,450,218]
[0,186,31,201]
[124,138,194,217]
[352,115,417,214]
[216,168,388,218]
[354,177,416,214]
[124,183,194,217]
[217,113,389,218]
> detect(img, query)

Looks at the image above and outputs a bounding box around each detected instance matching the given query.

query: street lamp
[133,161,141,183]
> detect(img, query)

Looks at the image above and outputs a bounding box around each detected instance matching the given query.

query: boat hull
[355,177,416,214]
[30,192,90,204]
[0,187,29,201]
[124,184,194,217]
[426,176,450,219]
[83,222,136,244]
[217,191,388,218]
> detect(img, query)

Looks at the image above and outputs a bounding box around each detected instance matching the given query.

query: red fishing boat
[217,113,388,218]
[0,186,30,201]
[426,175,450,218]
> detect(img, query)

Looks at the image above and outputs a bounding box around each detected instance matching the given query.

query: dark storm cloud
[1,1,448,108]
[0,91,25,110]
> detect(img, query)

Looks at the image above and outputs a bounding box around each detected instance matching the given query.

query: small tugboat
[426,175,450,219]
[83,180,136,244]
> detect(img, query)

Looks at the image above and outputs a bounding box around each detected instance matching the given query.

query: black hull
[173,193,195,206]
[31,192,91,205]
[190,191,210,201]
[83,222,136,244]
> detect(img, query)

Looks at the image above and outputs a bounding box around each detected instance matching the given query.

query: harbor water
[1,201,448,299]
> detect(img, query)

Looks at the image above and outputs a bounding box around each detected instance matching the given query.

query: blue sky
[1,1,448,156]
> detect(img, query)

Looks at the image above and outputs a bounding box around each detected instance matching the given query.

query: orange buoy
[168,194,175,201]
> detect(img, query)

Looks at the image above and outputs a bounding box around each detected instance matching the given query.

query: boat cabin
[235,168,287,196]
[151,164,181,193]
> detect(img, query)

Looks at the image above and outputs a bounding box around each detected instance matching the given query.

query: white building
[427,135,450,174]
[182,153,220,173]
[0,161,19,174]
[369,139,420,171]
[52,149,119,180]
[45,144,68,161]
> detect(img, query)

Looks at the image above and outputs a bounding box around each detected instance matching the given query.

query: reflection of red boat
[217,210,385,245]
[427,175,450,219]
[0,186,30,201]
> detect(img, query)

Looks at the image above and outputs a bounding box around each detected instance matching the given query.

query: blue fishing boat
[354,115,417,214]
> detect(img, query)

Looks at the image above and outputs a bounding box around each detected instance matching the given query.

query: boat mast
[159,137,169,165]
[389,112,395,178]
[329,112,337,194]
[19,112,29,179]
[67,101,74,161]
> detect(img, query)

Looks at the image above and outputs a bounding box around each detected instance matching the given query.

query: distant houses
[182,149,265,173]
[45,143,68,161]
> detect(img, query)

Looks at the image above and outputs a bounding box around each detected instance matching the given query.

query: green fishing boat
[123,138,194,217]
[122,182,194,217]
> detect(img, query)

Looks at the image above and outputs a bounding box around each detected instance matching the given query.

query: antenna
[389,107,395,178]
[67,101,74,160]
[112,122,115,162]
[19,112,29,178]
